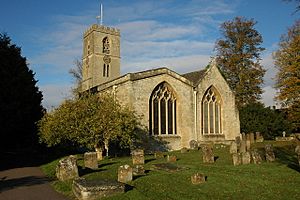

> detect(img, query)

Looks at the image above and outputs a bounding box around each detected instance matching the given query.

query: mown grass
[40,141,300,200]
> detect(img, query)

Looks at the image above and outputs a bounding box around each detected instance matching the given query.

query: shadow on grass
[145,158,156,164]
[274,146,300,173]
[78,166,106,176]
[125,184,134,192]
[98,161,118,168]
[0,176,50,192]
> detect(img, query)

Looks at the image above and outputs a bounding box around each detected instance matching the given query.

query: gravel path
[0,165,68,200]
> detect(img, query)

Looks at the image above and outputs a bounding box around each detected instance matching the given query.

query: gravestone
[255,132,263,142]
[232,153,241,166]
[295,145,300,165]
[229,141,238,154]
[73,178,125,200]
[202,144,214,163]
[191,173,206,184]
[56,155,79,181]
[189,140,198,150]
[132,149,144,165]
[235,136,241,152]
[242,132,246,141]
[265,144,275,162]
[167,155,177,162]
[154,151,164,159]
[95,148,103,161]
[251,149,262,164]
[246,138,251,151]
[240,140,246,153]
[241,152,251,165]
[84,152,98,169]
[132,165,145,176]
[118,165,132,183]
[181,147,188,153]
[250,132,255,144]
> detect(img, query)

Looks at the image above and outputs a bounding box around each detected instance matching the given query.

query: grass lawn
[40,141,300,200]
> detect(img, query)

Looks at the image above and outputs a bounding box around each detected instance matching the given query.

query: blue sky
[0,0,298,109]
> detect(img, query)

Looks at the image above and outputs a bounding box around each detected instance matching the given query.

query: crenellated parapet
[84,24,120,37]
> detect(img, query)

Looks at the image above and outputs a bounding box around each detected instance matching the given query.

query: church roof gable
[181,70,206,85]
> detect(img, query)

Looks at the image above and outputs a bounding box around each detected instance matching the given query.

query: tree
[38,93,139,153]
[69,59,82,96]
[274,20,300,132]
[0,33,44,151]
[239,103,291,139]
[215,17,266,109]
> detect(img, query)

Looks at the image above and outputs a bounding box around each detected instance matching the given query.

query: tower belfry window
[103,37,110,54]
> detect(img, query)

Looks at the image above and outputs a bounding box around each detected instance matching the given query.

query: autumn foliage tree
[38,93,139,153]
[274,20,300,131]
[215,17,266,109]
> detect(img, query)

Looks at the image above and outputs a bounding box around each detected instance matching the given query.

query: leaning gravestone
[191,173,206,184]
[189,140,198,150]
[132,149,144,165]
[118,165,132,183]
[232,153,241,166]
[202,144,214,163]
[73,178,125,200]
[229,141,238,154]
[56,155,79,181]
[241,152,251,165]
[84,152,98,169]
[265,144,276,162]
[251,149,262,164]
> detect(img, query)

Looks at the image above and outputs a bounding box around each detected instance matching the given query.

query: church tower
[81,24,120,91]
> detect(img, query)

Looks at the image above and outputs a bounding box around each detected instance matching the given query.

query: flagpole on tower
[96,2,103,25]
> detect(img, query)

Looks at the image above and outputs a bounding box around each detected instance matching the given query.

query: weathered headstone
[189,140,198,150]
[132,165,145,176]
[154,151,164,159]
[251,149,262,164]
[241,152,251,165]
[232,153,241,166]
[265,144,275,162]
[240,140,246,153]
[73,178,125,200]
[132,149,144,165]
[250,132,255,144]
[191,173,206,184]
[235,136,241,149]
[295,145,300,165]
[255,132,263,142]
[118,165,132,183]
[202,144,214,163]
[242,132,246,141]
[56,155,79,181]
[229,141,238,154]
[95,148,103,161]
[167,155,177,162]
[181,147,188,153]
[84,152,98,169]
[246,138,251,151]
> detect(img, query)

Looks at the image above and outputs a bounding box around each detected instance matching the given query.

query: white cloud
[261,85,277,107]
[40,83,72,110]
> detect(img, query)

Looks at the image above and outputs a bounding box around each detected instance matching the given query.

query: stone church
[81,24,240,150]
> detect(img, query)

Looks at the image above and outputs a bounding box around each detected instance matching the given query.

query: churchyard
[41,140,300,200]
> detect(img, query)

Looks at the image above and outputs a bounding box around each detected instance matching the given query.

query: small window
[102,37,110,54]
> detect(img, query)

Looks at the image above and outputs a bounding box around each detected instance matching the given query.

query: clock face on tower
[103,55,111,64]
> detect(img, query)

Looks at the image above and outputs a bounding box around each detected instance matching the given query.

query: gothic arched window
[149,82,177,135]
[102,37,110,54]
[202,86,222,135]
